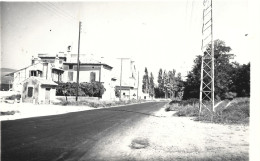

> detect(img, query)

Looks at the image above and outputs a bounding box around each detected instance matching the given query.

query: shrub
[167,97,250,124]
[0,111,17,115]
[5,94,21,100]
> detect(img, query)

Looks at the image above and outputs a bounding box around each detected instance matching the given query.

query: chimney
[31,56,35,65]
[42,63,48,79]
[55,54,60,68]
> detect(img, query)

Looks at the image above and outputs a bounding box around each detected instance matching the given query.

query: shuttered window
[68,72,73,81]
[90,72,96,82]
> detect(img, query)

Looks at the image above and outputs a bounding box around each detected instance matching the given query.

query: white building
[6,52,117,102]
[113,58,139,100]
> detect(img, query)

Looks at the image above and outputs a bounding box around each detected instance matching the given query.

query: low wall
[55,96,99,102]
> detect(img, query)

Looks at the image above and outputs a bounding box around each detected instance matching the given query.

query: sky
[0,0,253,80]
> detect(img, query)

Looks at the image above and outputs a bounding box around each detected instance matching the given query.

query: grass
[165,97,250,124]
[53,97,147,108]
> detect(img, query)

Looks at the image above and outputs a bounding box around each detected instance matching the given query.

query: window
[28,87,33,97]
[69,65,73,69]
[68,72,73,81]
[90,72,96,82]
[30,70,37,76]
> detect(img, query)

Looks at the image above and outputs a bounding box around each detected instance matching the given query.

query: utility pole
[199,0,215,120]
[76,21,82,101]
[117,58,129,100]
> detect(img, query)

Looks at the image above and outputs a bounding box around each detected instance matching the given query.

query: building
[5,54,64,104]
[62,62,116,100]
[113,58,139,100]
[21,77,57,104]
[6,52,117,103]
[6,54,64,93]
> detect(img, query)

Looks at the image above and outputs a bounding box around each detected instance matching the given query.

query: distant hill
[1,68,16,84]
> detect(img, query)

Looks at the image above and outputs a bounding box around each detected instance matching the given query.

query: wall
[113,59,137,88]
[62,64,101,83]
[100,66,116,100]
[55,96,99,101]
[22,79,40,103]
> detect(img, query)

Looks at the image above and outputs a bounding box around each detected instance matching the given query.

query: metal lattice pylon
[199,0,215,117]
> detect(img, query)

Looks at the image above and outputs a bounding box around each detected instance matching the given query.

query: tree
[156,68,165,98]
[163,70,169,98]
[149,72,155,98]
[80,82,105,97]
[183,39,236,100]
[142,67,149,93]
[158,68,163,90]
[168,70,177,98]
[56,82,84,100]
[230,63,250,97]
[176,72,184,100]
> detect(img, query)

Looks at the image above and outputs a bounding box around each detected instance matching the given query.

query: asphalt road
[1,102,167,161]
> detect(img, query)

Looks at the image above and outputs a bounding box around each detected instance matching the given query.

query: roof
[115,86,134,90]
[5,62,42,77]
[22,77,58,86]
[63,62,113,70]
[51,67,64,72]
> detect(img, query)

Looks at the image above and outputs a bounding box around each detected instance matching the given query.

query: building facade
[7,52,117,102]
[113,58,139,100]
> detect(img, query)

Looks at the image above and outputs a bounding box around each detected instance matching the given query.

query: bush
[0,111,18,115]
[224,92,237,100]
[166,97,250,124]
[5,94,21,100]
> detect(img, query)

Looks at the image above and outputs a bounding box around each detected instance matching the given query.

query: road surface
[1,102,166,161]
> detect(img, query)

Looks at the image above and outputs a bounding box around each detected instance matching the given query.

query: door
[45,88,51,104]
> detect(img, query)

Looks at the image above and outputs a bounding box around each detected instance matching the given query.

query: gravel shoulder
[83,107,249,161]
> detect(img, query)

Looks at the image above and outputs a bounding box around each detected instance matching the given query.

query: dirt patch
[85,108,249,160]
[130,137,150,149]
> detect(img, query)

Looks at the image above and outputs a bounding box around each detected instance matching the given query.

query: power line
[35,2,77,24]
[47,2,78,22]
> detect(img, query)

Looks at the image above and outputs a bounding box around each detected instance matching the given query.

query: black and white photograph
[1,0,259,160]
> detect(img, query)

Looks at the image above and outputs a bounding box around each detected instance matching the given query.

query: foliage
[163,70,169,98]
[115,88,120,98]
[56,82,81,97]
[155,69,184,99]
[183,39,250,100]
[154,87,165,98]
[142,67,149,93]
[56,82,105,98]
[53,97,148,108]
[5,94,21,100]
[0,111,18,116]
[157,68,164,93]
[80,82,105,97]
[166,97,249,124]
[149,72,155,97]
[230,63,250,97]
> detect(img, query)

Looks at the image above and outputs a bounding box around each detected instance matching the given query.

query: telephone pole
[199,0,215,119]
[76,21,82,101]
